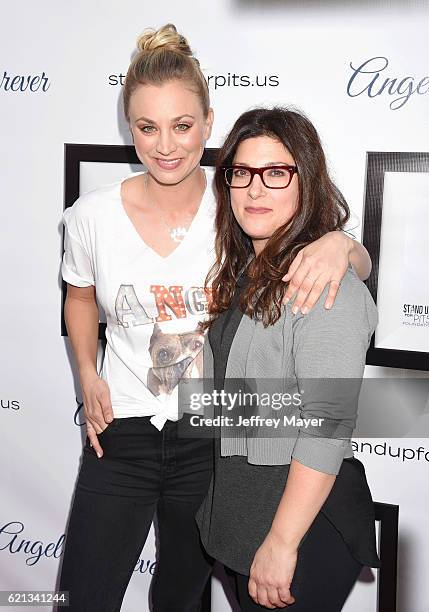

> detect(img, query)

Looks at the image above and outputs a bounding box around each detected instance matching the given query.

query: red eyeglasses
[223,165,298,189]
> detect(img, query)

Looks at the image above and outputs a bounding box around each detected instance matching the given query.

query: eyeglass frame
[222,164,298,189]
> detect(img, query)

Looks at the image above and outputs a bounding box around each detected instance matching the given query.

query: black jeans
[232,510,363,611]
[58,416,214,612]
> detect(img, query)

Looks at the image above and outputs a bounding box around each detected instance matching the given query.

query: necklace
[144,171,207,243]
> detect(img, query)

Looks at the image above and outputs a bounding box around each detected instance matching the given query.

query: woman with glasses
[196,107,380,611]
[59,22,373,611]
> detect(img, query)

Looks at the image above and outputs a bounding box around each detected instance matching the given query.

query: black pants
[232,511,363,611]
[58,416,214,612]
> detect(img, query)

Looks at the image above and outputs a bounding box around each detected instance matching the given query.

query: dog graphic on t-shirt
[147,323,204,396]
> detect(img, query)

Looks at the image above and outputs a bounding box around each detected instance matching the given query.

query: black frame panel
[374,501,399,612]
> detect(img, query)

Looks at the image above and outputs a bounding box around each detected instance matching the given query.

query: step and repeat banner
[1,1,429,611]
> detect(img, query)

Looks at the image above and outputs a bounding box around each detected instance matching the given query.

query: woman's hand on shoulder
[80,369,114,458]
[282,231,353,314]
[249,531,297,608]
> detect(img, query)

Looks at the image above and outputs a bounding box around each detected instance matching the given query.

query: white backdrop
[1,1,429,610]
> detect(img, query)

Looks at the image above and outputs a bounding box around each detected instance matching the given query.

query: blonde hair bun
[136,23,193,57]
[123,23,209,121]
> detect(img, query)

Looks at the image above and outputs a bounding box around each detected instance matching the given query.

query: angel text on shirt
[115,284,212,328]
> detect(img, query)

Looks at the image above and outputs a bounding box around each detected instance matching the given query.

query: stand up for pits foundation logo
[402,303,429,327]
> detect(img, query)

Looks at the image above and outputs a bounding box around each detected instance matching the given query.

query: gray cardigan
[203,266,377,475]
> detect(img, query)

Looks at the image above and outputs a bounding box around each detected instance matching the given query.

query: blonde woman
[59,24,371,611]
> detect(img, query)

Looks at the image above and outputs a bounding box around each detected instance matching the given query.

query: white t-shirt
[62,170,216,430]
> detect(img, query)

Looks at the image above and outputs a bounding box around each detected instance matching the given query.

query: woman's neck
[252,238,268,256]
[145,165,206,215]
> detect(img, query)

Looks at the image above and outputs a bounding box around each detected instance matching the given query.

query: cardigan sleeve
[290,268,377,475]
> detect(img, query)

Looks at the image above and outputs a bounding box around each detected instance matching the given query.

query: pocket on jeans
[98,418,121,437]
[84,419,122,456]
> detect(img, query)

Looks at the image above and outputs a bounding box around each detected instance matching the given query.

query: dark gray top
[196,272,380,575]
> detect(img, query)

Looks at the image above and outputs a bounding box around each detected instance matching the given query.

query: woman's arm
[282,231,372,313]
[267,459,335,549]
[249,459,335,608]
[349,238,372,280]
[65,283,113,458]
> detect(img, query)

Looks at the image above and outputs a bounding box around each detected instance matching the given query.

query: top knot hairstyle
[136,23,192,54]
[123,23,210,121]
